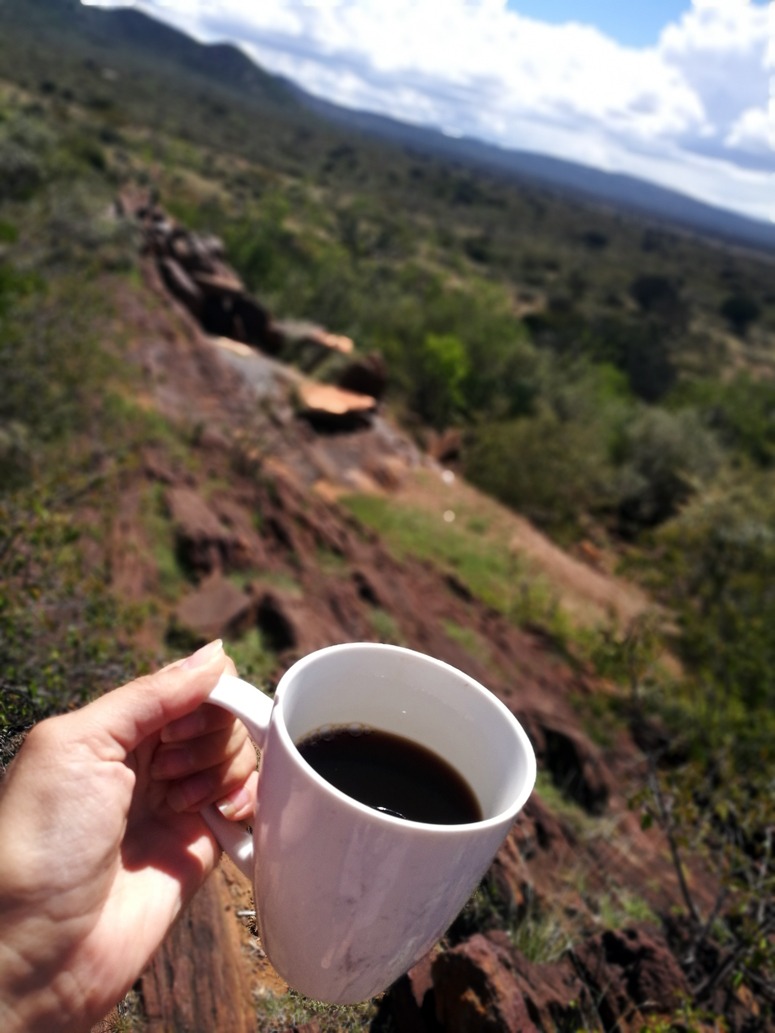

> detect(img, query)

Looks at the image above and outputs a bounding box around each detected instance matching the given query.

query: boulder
[174,574,255,643]
[571,926,690,1031]
[141,871,255,1033]
[511,792,577,861]
[432,934,538,1033]
[255,590,344,657]
[192,264,245,297]
[505,936,594,1031]
[157,256,203,317]
[200,294,239,338]
[231,294,271,347]
[337,353,388,400]
[274,320,354,371]
[518,709,613,814]
[383,951,442,1033]
[165,486,241,575]
[296,382,377,430]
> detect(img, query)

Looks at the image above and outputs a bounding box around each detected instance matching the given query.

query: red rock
[571,925,690,1030]
[337,353,388,400]
[165,486,241,575]
[384,951,442,1033]
[255,590,345,657]
[432,934,538,1033]
[174,574,255,642]
[518,709,613,814]
[158,256,203,316]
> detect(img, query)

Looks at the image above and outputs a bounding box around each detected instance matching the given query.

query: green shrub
[463,409,613,538]
[611,407,721,532]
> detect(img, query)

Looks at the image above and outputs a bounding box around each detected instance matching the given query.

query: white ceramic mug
[203,642,536,1004]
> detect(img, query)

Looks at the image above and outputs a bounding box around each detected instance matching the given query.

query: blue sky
[82,1,773,223]
[504,1,693,46]
[506,1,769,46]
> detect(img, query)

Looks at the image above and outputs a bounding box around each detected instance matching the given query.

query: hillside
[1,3,773,1031]
[56,211,720,1032]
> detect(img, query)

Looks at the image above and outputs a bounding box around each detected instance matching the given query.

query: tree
[720,293,761,337]
[411,332,470,429]
[612,408,721,532]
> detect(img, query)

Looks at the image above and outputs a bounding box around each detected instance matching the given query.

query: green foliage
[463,409,612,537]
[367,608,406,645]
[656,475,775,722]
[671,374,775,468]
[0,480,134,771]
[612,407,721,532]
[410,331,470,428]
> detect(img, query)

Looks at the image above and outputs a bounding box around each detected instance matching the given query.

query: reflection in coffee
[296,725,482,824]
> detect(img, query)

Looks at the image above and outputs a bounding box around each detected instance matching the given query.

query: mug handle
[200,673,274,879]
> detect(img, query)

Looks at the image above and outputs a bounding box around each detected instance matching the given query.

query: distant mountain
[294,92,775,256]
[0,0,299,110]
[4,0,773,254]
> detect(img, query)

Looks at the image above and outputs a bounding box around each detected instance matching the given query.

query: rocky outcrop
[141,869,255,1033]
[165,486,249,575]
[296,381,378,429]
[570,926,690,1031]
[433,934,540,1033]
[120,191,386,429]
[382,923,689,1033]
[174,574,255,643]
[518,709,613,814]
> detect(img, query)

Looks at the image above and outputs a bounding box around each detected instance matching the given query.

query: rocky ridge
[91,200,741,1032]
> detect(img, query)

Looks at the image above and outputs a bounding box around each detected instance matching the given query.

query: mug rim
[271,642,537,833]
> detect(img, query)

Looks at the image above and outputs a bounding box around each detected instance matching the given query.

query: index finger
[77,640,230,761]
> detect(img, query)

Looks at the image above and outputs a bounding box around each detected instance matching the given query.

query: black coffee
[296,725,482,824]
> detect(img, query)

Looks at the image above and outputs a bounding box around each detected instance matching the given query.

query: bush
[656,475,775,718]
[719,293,761,337]
[612,408,721,532]
[410,332,470,429]
[672,374,775,468]
[0,137,43,200]
[463,409,613,536]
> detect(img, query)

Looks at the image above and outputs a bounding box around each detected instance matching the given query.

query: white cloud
[726,105,773,153]
[658,0,770,151]
[88,0,773,222]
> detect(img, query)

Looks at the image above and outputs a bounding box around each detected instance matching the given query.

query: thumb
[75,640,229,760]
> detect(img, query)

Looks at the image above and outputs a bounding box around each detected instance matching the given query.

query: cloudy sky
[82,1,773,224]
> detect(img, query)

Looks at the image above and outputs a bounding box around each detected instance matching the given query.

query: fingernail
[181,639,223,670]
[216,784,253,820]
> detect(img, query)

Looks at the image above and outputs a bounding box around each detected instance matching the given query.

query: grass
[254,989,385,1033]
[342,491,526,614]
[367,607,406,645]
[510,900,574,964]
[442,618,492,665]
[139,483,188,601]
[533,771,598,838]
[597,887,658,929]
[341,471,596,652]
[224,628,278,688]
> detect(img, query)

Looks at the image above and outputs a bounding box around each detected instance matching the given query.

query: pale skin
[0,639,258,1033]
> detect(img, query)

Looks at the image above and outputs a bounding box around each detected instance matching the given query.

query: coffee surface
[296,725,482,824]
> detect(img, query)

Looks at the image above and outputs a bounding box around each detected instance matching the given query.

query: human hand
[0,640,258,1033]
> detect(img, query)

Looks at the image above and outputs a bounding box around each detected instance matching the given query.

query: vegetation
[0,0,773,1025]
